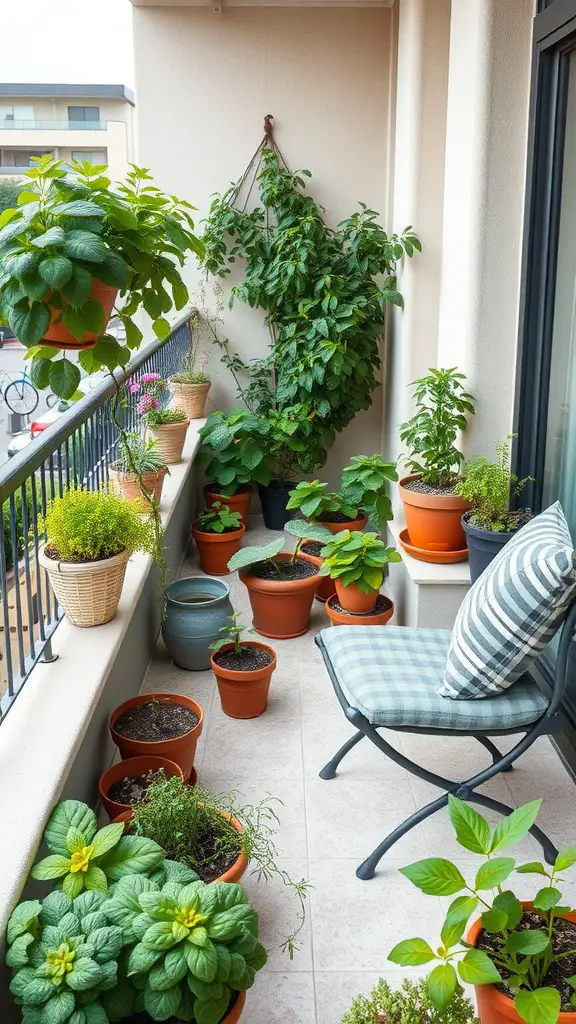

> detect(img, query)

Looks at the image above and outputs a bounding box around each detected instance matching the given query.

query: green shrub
[455,436,532,533]
[40,487,156,562]
[197,409,271,496]
[319,530,401,594]
[342,977,479,1024]
[400,368,475,488]
[147,407,188,426]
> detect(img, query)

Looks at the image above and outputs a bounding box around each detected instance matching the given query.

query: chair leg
[319,730,365,780]
[356,792,450,880]
[475,735,513,772]
[468,791,558,865]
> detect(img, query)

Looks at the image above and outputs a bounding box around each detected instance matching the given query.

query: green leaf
[49,359,81,401]
[67,956,104,991]
[98,834,164,880]
[427,963,458,1012]
[481,907,509,933]
[40,891,73,926]
[475,857,516,890]
[31,357,53,390]
[124,317,143,348]
[31,226,65,250]
[39,256,73,290]
[127,942,163,976]
[81,1007,107,1024]
[61,266,93,308]
[387,937,436,966]
[53,200,104,218]
[142,921,176,950]
[514,988,561,1024]
[97,250,129,288]
[163,946,190,986]
[7,900,42,944]
[284,519,334,544]
[172,279,188,310]
[84,864,108,893]
[31,855,70,881]
[533,887,562,912]
[6,932,36,968]
[91,822,125,859]
[505,930,549,955]
[79,297,106,335]
[23,976,57,1005]
[554,847,576,872]
[62,304,88,341]
[187,940,218,983]
[458,948,501,984]
[39,991,75,1024]
[62,230,106,263]
[9,299,50,346]
[493,891,524,930]
[490,801,541,853]
[400,858,466,896]
[227,537,285,573]
[516,862,548,876]
[447,796,491,854]
[62,873,84,899]
[144,986,182,1021]
[153,317,171,340]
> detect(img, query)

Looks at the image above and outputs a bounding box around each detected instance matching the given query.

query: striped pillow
[440,502,576,699]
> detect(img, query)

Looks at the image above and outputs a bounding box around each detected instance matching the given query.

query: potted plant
[399,367,475,561]
[318,530,401,615]
[342,976,479,1024]
[38,487,155,627]
[192,502,245,575]
[227,520,334,639]
[110,691,204,781]
[455,436,533,581]
[389,795,576,1024]
[198,409,271,525]
[132,372,189,464]
[170,311,212,418]
[98,755,186,819]
[109,431,168,512]
[210,612,276,718]
[0,157,203,400]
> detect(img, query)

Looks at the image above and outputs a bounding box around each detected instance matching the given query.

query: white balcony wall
[0,121,131,180]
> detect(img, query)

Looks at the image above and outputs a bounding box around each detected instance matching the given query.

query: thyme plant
[341,977,479,1024]
[455,436,532,533]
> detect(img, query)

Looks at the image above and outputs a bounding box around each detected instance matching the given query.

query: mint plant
[286,455,397,529]
[318,530,401,593]
[197,502,242,534]
[389,795,576,1024]
[286,481,357,523]
[400,368,475,488]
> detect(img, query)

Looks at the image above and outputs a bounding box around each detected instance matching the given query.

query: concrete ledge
[388,521,470,628]
[0,419,204,1001]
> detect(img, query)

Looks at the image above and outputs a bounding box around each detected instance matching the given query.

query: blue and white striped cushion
[440,502,576,699]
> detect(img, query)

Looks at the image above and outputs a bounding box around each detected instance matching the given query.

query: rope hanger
[230,115,290,212]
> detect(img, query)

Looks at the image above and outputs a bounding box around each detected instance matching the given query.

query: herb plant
[341,977,479,1024]
[455,436,532,533]
[388,795,576,1024]
[40,488,156,562]
[113,433,167,476]
[30,799,163,897]
[0,157,203,399]
[319,530,401,594]
[210,613,256,656]
[287,454,398,529]
[400,368,475,488]
[197,502,242,534]
[7,889,123,1024]
[226,519,334,574]
[286,481,350,522]
[197,409,271,496]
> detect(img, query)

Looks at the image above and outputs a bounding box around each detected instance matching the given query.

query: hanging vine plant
[199,115,421,476]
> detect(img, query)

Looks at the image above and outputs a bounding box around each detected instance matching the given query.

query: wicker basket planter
[169,379,211,419]
[109,465,167,512]
[149,419,189,464]
[38,545,130,627]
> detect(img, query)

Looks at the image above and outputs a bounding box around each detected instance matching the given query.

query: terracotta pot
[326,594,394,626]
[211,641,277,718]
[109,465,167,512]
[399,474,470,558]
[170,379,211,419]
[44,280,118,350]
[99,754,184,820]
[38,544,129,627]
[239,552,318,639]
[320,516,368,535]
[334,578,378,613]
[192,521,246,576]
[150,420,189,464]
[399,527,468,564]
[204,484,253,527]
[298,549,335,603]
[467,903,576,1023]
[113,805,248,884]
[110,692,203,781]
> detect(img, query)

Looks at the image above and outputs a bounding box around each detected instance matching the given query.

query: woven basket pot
[149,420,189,464]
[169,379,211,419]
[109,466,167,512]
[38,545,129,627]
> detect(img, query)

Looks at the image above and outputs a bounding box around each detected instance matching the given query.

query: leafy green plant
[0,157,203,399]
[30,799,164,897]
[400,368,475,488]
[197,503,242,534]
[40,487,156,562]
[0,178,20,215]
[455,436,532,533]
[7,888,123,1024]
[286,480,347,521]
[197,409,271,497]
[209,613,255,656]
[128,774,310,957]
[287,454,398,529]
[318,530,401,594]
[341,977,479,1024]
[112,433,167,475]
[146,407,188,427]
[226,519,334,574]
[388,795,576,1024]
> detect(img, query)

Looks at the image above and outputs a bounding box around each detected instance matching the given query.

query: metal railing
[0,317,192,720]
[0,120,106,131]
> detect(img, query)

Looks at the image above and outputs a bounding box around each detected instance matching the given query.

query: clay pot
[113,806,248,884]
[44,281,118,350]
[321,516,368,535]
[239,552,318,639]
[399,474,470,559]
[298,549,335,603]
[150,419,189,464]
[467,903,576,1023]
[99,755,184,820]
[109,465,167,512]
[326,594,394,626]
[204,484,253,527]
[334,578,378,614]
[110,692,203,781]
[38,544,129,627]
[398,527,468,564]
[192,520,246,576]
[211,641,277,718]
[170,379,211,419]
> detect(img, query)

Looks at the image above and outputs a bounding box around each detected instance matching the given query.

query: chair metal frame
[315,599,576,880]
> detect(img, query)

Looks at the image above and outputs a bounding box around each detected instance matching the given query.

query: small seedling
[210,612,255,655]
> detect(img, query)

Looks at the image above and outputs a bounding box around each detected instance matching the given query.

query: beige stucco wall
[132,4,396,484]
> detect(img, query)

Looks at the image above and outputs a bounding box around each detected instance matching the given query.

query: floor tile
[302,713,403,780]
[241,857,313,972]
[242,972,316,1024]
[201,776,308,860]
[202,712,304,782]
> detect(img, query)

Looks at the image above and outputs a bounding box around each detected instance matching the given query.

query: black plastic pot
[258,481,297,530]
[462,514,516,583]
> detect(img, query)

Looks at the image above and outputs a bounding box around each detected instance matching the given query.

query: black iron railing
[0,316,192,719]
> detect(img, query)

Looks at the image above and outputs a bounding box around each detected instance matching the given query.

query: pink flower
[137,394,160,415]
[129,381,141,394]
[141,372,162,384]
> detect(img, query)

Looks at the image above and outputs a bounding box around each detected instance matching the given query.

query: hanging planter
[44,280,118,351]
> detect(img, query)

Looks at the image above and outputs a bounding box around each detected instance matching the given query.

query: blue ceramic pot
[162,577,234,671]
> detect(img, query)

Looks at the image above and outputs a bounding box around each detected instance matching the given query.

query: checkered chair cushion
[318,626,549,730]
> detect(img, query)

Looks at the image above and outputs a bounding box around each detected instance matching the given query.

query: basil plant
[389,796,576,1024]
[30,799,164,897]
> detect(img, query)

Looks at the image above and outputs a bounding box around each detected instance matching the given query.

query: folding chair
[315,598,576,880]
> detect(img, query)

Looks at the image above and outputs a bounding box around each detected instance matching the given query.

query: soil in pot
[402,478,459,497]
[213,646,274,672]
[113,701,199,742]
[249,558,317,582]
[211,641,276,718]
[107,773,155,806]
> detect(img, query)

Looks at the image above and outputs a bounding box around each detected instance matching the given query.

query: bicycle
[0,368,58,416]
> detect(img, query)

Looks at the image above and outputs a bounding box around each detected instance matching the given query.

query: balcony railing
[0,318,192,720]
[0,119,105,131]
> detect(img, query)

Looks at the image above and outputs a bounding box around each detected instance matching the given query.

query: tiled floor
[143,519,576,1024]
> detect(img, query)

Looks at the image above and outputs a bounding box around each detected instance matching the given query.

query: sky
[2,0,135,88]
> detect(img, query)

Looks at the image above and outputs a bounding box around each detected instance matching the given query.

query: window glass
[67,106,100,123]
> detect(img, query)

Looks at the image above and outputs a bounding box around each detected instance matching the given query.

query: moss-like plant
[318,530,401,594]
[455,436,532,533]
[40,488,156,563]
[341,977,479,1024]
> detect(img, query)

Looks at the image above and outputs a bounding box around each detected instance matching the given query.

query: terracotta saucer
[399,528,468,564]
